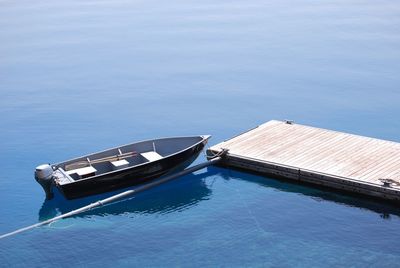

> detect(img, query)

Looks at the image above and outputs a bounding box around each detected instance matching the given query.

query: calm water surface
[1,0,400,267]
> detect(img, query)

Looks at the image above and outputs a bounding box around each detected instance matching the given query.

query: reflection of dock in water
[39,171,214,221]
[216,166,400,219]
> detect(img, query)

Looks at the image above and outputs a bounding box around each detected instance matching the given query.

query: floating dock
[207,120,400,202]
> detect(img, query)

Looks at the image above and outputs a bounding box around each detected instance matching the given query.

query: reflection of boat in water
[39,170,213,221]
[215,166,400,219]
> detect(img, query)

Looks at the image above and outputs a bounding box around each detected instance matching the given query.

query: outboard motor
[35,164,54,199]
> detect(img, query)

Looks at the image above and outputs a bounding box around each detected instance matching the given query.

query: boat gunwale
[54,135,211,185]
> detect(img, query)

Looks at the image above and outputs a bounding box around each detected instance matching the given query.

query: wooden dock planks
[207,120,400,202]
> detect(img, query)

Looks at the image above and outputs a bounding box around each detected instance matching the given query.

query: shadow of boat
[39,170,214,221]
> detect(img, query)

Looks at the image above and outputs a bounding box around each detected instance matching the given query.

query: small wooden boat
[35,135,210,200]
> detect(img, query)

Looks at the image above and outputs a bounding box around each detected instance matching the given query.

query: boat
[35,135,210,200]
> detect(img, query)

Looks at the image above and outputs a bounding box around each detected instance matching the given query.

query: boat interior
[54,136,205,184]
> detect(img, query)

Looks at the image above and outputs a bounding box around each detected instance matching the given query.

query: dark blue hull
[58,138,207,199]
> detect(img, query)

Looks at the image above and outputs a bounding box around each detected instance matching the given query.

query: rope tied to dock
[205,147,229,159]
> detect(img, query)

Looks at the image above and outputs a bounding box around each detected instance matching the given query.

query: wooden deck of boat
[207,120,400,202]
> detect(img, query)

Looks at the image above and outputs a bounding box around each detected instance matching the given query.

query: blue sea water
[1,0,400,266]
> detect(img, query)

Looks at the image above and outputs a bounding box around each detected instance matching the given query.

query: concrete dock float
[207,120,400,202]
